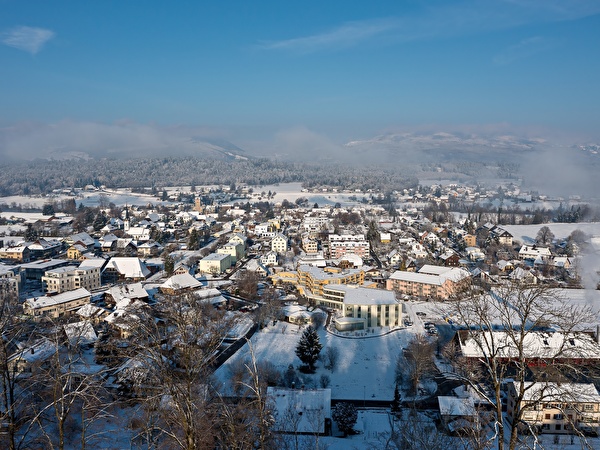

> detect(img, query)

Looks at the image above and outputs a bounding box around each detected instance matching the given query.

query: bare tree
[0,284,41,450]
[440,281,596,450]
[385,407,453,450]
[255,286,282,328]
[403,334,436,396]
[216,341,278,449]
[323,345,339,372]
[126,293,237,450]
[535,226,555,245]
[31,322,111,450]
[237,270,260,300]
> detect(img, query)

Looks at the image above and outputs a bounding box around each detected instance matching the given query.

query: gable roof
[160,273,202,291]
[103,257,150,279]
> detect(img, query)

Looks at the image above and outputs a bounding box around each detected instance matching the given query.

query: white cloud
[493,36,556,65]
[258,18,398,53]
[2,26,55,54]
[258,1,600,54]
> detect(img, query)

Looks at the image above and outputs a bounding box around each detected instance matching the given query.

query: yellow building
[297,265,364,297]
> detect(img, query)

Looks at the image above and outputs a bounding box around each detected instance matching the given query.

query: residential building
[159,273,202,295]
[260,251,278,267]
[217,241,245,264]
[102,257,150,284]
[456,330,600,367]
[328,234,370,259]
[271,233,288,254]
[0,245,30,262]
[296,265,365,297]
[27,238,62,260]
[301,236,318,255]
[490,227,514,246]
[21,259,71,282]
[519,245,552,262]
[507,381,600,436]
[198,253,231,275]
[23,287,91,319]
[318,284,401,328]
[386,265,470,300]
[42,263,101,294]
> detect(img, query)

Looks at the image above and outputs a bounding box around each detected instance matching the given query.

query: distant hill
[342,131,543,164]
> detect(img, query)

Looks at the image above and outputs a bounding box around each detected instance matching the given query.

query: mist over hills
[0,121,598,200]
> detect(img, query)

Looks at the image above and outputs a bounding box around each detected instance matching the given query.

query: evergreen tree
[42,203,55,216]
[332,402,357,437]
[391,383,401,414]
[188,228,199,250]
[164,255,175,276]
[25,223,38,242]
[295,326,322,372]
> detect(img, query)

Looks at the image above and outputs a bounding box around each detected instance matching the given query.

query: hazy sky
[1,0,600,145]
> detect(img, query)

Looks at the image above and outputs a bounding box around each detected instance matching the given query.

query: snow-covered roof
[459,330,600,361]
[326,284,398,306]
[160,273,202,291]
[63,321,98,345]
[107,282,149,302]
[103,257,150,279]
[24,287,91,310]
[268,387,331,434]
[438,396,475,417]
[514,381,600,404]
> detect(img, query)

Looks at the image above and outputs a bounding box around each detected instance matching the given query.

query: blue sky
[1,0,600,155]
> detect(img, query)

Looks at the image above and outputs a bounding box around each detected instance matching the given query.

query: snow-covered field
[502,222,600,243]
[214,321,416,401]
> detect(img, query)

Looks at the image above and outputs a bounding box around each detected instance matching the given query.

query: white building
[271,233,288,254]
[42,263,101,294]
[328,234,369,259]
[319,284,402,329]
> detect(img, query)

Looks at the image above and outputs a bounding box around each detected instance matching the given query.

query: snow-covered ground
[214,320,419,401]
[502,222,600,243]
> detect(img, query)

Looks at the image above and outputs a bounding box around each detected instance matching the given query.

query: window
[555,424,562,431]
[553,414,563,420]
[585,404,594,412]
[545,414,551,420]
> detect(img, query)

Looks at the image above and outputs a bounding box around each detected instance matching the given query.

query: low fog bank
[1,120,599,201]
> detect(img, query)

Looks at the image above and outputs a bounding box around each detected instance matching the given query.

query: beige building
[42,264,101,294]
[508,381,600,436]
[386,265,470,300]
[0,246,30,262]
[23,288,91,319]
[198,253,231,275]
[217,241,245,264]
[301,236,318,254]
